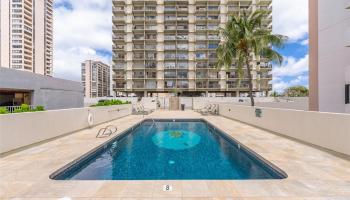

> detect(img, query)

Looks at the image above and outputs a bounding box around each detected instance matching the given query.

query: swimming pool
[51,119,287,180]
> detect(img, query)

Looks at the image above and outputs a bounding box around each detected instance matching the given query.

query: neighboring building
[309,0,350,113]
[112,0,273,97]
[81,60,111,98]
[0,67,83,110]
[0,0,53,76]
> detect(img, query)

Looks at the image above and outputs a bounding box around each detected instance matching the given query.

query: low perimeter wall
[219,104,350,156]
[0,104,132,155]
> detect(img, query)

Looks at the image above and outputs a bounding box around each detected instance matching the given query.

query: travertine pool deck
[1,110,350,200]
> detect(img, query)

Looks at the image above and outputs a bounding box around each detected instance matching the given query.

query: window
[346,84,350,104]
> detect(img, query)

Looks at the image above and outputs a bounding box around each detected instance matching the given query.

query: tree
[284,86,309,97]
[216,10,287,106]
[270,91,280,97]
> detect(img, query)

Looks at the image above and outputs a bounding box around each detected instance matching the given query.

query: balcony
[164,6,176,12]
[164,35,176,40]
[114,83,125,89]
[133,74,145,79]
[145,62,156,69]
[196,73,208,79]
[133,25,145,31]
[145,34,157,40]
[257,0,272,6]
[133,83,145,89]
[177,81,189,89]
[113,63,125,69]
[133,54,144,60]
[145,25,157,31]
[165,45,176,50]
[113,35,124,40]
[145,45,156,50]
[165,25,177,30]
[133,16,145,21]
[113,16,125,22]
[208,6,219,12]
[196,82,207,89]
[164,72,177,78]
[260,74,272,79]
[177,35,188,40]
[146,73,157,79]
[114,55,125,60]
[134,45,144,50]
[112,7,124,12]
[208,35,220,40]
[113,25,125,32]
[133,35,145,40]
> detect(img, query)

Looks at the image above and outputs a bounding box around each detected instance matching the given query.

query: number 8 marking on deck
[163,185,172,191]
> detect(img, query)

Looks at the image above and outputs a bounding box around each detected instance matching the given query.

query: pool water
[52,119,286,180]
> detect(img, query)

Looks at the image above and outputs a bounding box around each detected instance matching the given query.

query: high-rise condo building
[0,0,53,76]
[309,0,350,113]
[112,0,272,97]
[81,60,111,98]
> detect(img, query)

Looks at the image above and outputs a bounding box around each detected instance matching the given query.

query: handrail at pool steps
[96,125,118,138]
[106,106,130,113]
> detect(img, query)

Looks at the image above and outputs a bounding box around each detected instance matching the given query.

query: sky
[53,0,309,93]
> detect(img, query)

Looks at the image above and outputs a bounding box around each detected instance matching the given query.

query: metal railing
[5,105,36,113]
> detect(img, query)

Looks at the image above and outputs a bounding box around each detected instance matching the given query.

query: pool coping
[49,118,288,180]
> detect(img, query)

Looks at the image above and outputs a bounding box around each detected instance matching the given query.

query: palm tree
[217,10,287,106]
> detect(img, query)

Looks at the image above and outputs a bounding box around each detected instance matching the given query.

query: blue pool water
[52,119,286,180]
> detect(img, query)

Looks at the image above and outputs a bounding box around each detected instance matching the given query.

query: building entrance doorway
[0,90,32,106]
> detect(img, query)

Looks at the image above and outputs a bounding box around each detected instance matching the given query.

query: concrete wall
[0,67,84,110]
[0,104,132,154]
[219,104,350,156]
[309,0,350,113]
[85,97,309,111]
[192,97,309,111]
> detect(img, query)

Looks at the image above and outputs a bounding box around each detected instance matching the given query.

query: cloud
[272,55,309,92]
[300,39,309,46]
[53,0,112,81]
[273,55,309,77]
[273,75,309,93]
[273,0,308,41]
[54,47,111,81]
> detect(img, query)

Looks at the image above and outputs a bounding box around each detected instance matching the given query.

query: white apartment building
[309,0,350,113]
[112,0,273,97]
[82,60,111,98]
[0,0,53,76]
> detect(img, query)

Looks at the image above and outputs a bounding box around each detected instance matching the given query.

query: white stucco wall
[0,104,132,154]
[219,104,350,156]
[318,0,350,113]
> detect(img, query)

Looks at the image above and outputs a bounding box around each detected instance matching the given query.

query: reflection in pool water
[152,130,201,150]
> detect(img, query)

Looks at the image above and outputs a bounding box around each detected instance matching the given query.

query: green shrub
[0,107,8,114]
[91,99,131,107]
[13,104,45,113]
[35,105,45,111]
